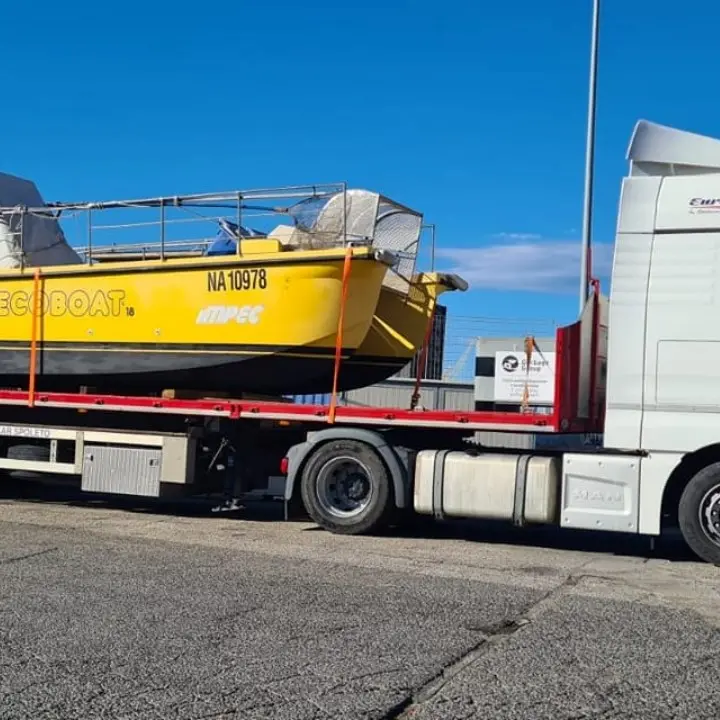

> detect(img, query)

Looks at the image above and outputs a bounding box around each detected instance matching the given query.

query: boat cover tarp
[0,172,81,268]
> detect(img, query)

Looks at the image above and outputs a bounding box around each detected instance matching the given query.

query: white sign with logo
[493,351,556,405]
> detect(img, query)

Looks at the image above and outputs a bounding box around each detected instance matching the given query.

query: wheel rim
[698,485,720,547]
[315,456,373,519]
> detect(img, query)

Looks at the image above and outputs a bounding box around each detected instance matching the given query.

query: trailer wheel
[300,440,392,535]
[678,462,720,565]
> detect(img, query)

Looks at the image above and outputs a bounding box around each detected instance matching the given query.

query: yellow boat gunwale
[0,244,389,280]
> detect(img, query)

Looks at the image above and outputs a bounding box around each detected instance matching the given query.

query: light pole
[579,0,600,313]
[422,223,436,271]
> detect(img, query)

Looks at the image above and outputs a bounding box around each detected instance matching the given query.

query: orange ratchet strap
[328,247,353,423]
[28,268,42,407]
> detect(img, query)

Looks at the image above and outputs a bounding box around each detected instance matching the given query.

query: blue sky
[2,0,718,330]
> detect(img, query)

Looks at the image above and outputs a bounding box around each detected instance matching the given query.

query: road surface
[0,489,719,719]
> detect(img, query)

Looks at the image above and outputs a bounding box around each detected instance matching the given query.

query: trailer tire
[300,439,392,535]
[678,462,720,565]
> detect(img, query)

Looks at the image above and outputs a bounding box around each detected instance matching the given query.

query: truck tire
[678,462,720,565]
[300,439,392,535]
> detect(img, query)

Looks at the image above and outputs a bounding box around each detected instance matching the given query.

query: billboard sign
[493,351,556,405]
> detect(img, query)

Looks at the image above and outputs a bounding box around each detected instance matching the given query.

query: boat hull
[0,247,391,395]
[0,344,400,396]
[0,349,412,396]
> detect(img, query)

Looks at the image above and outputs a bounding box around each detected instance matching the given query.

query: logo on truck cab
[689,197,720,212]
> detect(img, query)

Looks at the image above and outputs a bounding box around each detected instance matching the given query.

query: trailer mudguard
[284,428,411,508]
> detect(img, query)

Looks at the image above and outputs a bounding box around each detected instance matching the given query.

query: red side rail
[0,388,561,432]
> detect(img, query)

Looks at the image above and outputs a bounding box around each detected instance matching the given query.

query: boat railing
[75,237,217,261]
[0,182,425,295]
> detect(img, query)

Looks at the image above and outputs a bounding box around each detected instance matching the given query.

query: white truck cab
[561,120,720,562]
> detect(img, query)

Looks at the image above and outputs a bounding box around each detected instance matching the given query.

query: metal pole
[19,209,25,271]
[159,200,165,260]
[430,224,436,271]
[87,207,92,264]
[342,182,348,245]
[421,224,436,271]
[236,192,242,255]
[579,0,600,313]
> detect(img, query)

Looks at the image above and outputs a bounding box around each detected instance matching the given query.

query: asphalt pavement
[0,490,719,720]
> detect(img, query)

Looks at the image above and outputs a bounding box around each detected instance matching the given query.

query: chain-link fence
[398,310,559,384]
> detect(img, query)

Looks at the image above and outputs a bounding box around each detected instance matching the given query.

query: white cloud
[490,232,543,241]
[436,237,613,293]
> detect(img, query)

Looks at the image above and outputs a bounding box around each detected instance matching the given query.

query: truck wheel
[678,462,720,565]
[300,439,392,535]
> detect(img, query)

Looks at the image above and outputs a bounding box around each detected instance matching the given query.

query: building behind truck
[3,120,720,565]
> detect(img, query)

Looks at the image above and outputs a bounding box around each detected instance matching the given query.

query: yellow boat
[0,180,465,395]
